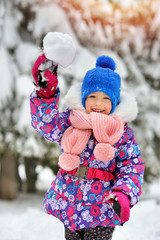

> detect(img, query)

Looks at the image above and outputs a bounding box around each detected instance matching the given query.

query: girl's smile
[85,91,112,115]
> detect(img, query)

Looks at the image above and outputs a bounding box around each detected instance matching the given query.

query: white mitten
[43,32,76,68]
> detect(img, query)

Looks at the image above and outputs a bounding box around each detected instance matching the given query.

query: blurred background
[0,0,160,239]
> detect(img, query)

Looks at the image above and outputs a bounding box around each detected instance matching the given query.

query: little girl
[30,49,145,240]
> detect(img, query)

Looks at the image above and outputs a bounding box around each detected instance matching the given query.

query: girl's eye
[88,95,96,98]
[104,97,110,100]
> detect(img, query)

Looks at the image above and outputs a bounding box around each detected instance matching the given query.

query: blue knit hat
[81,55,121,113]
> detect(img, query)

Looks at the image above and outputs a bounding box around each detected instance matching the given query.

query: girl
[30,51,145,240]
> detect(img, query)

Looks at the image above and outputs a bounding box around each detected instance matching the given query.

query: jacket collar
[65,83,138,123]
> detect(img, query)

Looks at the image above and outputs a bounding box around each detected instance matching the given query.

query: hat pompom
[96,55,116,71]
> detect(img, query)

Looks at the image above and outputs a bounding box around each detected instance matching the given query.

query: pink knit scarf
[58,109,124,171]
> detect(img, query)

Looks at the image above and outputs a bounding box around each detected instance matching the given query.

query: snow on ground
[0,193,159,240]
[0,168,160,240]
[0,194,160,240]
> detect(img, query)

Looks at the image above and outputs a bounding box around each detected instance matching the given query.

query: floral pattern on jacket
[30,88,145,232]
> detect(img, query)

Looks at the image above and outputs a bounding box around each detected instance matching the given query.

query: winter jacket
[30,83,145,232]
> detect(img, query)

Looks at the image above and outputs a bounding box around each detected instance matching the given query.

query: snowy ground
[0,168,160,240]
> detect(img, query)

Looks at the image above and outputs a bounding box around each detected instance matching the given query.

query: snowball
[43,32,76,68]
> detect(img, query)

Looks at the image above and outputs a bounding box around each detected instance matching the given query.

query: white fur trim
[65,83,138,122]
[65,83,86,112]
[113,92,138,122]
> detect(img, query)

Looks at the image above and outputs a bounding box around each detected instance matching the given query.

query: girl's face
[85,91,112,115]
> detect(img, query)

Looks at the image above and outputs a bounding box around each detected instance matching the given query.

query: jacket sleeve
[112,125,145,208]
[30,87,71,144]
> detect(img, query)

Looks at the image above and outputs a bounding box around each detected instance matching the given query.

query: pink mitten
[32,54,58,98]
[112,191,130,223]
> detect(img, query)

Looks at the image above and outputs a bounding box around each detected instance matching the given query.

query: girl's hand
[103,191,130,223]
[32,32,76,98]
[32,54,58,98]
[112,191,130,223]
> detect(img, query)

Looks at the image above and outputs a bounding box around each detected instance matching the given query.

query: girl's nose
[95,99,102,106]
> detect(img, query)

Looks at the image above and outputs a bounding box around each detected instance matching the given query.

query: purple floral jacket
[30,86,145,232]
